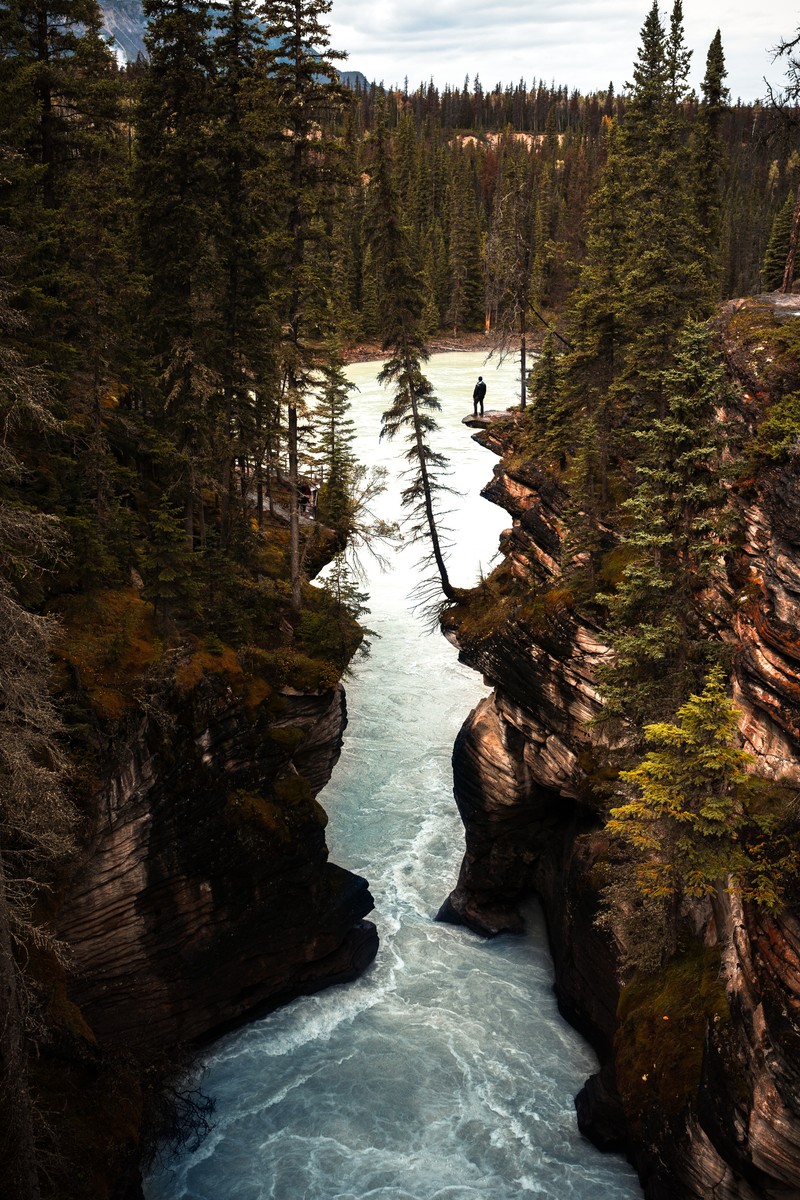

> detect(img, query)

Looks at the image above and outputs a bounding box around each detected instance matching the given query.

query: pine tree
[210,0,270,546]
[615,0,710,417]
[136,0,218,550]
[528,331,561,439]
[311,338,357,541]
[0,0,137,587]
[599,321,732,729]
[367,118,457,601]
[609,667,753,905]
[141,493,198,621]
[446,151,483,335]
[693,30,729,288]
[257,0,349,611]
[763,193,796,291]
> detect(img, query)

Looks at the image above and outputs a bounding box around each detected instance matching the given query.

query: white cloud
[328,0,800,101]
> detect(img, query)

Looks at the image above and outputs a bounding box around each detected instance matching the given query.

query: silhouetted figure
[473,375,486,416]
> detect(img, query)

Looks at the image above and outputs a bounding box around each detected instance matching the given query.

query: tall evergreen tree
[446,150,483,335]
[763,193,796,291]
[210,0,270,546]
[599,321,731,729]
[693,29,729,288]
[310,338,357,541]
[615,0,710,417]
[609,666,751,903]
[136,0,218,549]
[367,119,457,601]
[0,0,137,586]
[257,0,349,611]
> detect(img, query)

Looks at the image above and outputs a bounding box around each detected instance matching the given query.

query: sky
[327,0,800,103]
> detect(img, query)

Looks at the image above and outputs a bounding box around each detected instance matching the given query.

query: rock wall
[60,677,378,1051]
[439,301,800,1199]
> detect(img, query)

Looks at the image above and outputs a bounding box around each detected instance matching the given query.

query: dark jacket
[473,379,487,403]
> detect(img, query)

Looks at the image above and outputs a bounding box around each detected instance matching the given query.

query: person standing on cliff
[473,375,486,416]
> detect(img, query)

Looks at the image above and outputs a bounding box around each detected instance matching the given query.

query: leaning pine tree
[367,118,458,603]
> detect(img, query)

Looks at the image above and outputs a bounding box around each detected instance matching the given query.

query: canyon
[439,298,800,1199]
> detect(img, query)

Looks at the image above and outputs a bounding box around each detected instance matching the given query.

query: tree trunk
[184,492,194,550]
[288,398,302,612]
[519,327,527,410]
[780,182,800,294]
[256,459,264,530]
[404,350,456,601]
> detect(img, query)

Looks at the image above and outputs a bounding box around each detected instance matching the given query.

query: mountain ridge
[100,0,368,87]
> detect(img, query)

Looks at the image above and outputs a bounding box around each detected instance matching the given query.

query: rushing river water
[144,352,643,1200]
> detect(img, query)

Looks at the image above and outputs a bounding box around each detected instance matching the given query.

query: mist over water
[144,352,642,1200]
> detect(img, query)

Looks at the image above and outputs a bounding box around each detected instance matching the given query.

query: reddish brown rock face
[60,680,378,1050]
[440,300,800,1199]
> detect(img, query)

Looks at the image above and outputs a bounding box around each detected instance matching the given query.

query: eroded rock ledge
[438,298,800,1199]
[61,676,378,1051]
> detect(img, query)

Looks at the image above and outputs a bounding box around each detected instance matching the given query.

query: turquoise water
[144,353,642,1200]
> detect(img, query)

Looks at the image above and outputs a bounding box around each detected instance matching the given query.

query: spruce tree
[693,29,729,288]
[763,193,796,291]
[136,0,218,550]
[0,0,137,587]
[367,119,457,602]
[446,151,483,335]
[608,667,753,906]
[311,338,357,542]
[257,0,349,611]
[615,0,710,417]
[599,321,731,729]
[528,332,561,441]
[0,0,115,212]
[210,0,270,546]
[554,116,625,554]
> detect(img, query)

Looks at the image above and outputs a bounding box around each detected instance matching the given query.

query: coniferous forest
[3,0,800,1194]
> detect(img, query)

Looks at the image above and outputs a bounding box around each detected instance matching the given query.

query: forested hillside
[1,0,799,1194]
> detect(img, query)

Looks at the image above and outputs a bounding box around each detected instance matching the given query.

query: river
[144,351,643,1200]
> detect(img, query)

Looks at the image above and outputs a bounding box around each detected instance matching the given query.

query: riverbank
[341,330,523,363]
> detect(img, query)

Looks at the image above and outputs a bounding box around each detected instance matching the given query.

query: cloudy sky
[328,0,799,103]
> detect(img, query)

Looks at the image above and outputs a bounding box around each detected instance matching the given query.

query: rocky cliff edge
[438,296,800,1200]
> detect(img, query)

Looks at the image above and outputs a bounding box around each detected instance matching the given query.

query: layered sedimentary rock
[439,298,800,1199]
[60,676,377,1050]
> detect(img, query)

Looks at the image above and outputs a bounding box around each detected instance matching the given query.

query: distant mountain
[102,0,149,61]
[100,0,369,88]
[340,69,369,90]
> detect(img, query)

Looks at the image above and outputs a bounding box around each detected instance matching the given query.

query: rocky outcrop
[439,299,800,1199]
[60,677,377,1051]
